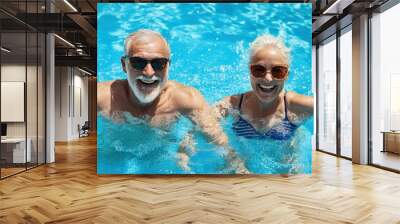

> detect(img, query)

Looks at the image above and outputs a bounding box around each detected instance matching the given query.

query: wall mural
[97,3,313,174]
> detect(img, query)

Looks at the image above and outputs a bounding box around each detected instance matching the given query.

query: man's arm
[212,95,241,120]
[97,81,111,114]
[177,86,228,145]
[176,86,249,173]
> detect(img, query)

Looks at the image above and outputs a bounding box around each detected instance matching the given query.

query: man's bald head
[124,29,170,57]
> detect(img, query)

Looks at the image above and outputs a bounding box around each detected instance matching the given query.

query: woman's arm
[286,91,314,123]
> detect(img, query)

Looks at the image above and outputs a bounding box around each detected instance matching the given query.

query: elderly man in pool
[97,29,247,174]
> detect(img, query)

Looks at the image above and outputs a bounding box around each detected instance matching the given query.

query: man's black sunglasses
[124,56,169,71]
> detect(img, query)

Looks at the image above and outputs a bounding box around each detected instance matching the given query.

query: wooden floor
[1,163,45,178]
[1,135,400,224]
[1,167,26,178]
[373,150,400,171]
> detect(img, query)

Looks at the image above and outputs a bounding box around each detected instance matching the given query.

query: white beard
[127,75,165,104]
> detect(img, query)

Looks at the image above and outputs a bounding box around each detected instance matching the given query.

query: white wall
[1,63,46,164]
[1,82,25,122]
[1,65,40,137]
[55,67,69,141]
[54,67,89,141]
[1,64,26,82]
[74,73,89,131]
[1,65,25,127]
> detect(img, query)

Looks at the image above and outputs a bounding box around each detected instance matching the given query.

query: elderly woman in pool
[215,35,313,140]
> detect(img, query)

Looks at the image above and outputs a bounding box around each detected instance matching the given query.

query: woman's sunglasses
[250,64,288,80]
[124,56,169,71]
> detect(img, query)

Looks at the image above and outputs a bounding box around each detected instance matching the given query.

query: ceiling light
[323,1,340,14]
[1,47,11,53]
[76,48,86,56]
[322,0,352,15]
[54,34,75,48]
[63,0,78,12]
[77,67,93,76]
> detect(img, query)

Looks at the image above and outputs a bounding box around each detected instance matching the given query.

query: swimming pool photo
[97,3,313,174]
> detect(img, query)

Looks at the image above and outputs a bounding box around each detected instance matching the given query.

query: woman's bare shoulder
[285,90,314,116]
[222,92,251,109]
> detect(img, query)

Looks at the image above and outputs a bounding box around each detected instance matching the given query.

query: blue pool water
[97,3,313,174]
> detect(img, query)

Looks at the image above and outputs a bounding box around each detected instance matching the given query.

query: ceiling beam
[67,13,97,46]
[55,55,96,73]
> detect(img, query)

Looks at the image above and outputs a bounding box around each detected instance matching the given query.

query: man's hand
[223,146,250,174]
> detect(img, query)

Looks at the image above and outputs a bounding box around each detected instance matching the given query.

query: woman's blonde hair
[249,35,290,64]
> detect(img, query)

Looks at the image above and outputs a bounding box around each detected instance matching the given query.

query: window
[339,27,352,158]
[0,0,47,179]
[317,35,337,154]
[370,2,400,171]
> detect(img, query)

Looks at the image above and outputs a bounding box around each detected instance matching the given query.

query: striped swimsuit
[232,93,298,140]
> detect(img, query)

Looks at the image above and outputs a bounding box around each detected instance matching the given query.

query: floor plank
[1,135,400,223]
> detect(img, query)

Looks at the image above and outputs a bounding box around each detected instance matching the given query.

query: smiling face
[121,32,170,105]
[249,45,289,104]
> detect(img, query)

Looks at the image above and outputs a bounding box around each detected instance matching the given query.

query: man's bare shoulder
[97,81,112,108]
[97,79,127,111]
[97,80,111,96]
[166,81,207,110]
